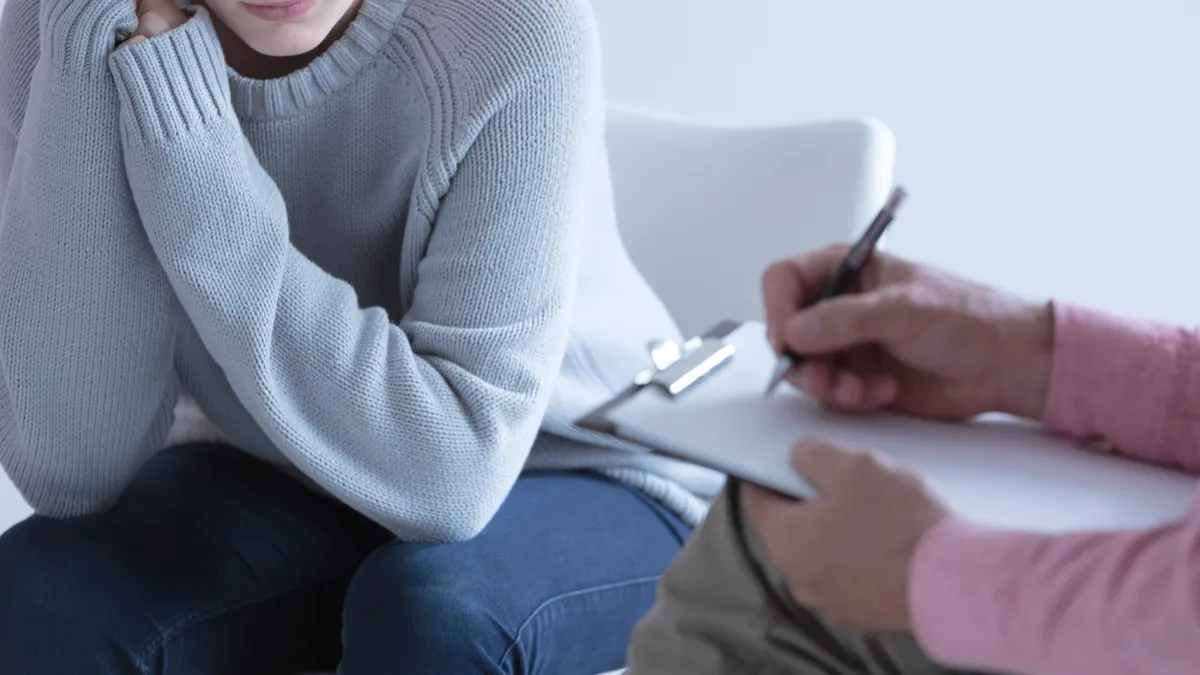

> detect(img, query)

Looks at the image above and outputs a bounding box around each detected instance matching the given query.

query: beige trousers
[626,482,999,675]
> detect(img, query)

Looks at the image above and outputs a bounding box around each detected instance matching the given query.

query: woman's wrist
[109,8,234,143]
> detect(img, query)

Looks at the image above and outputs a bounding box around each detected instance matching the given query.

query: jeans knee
[340,545,507,675]
[0,518,145,675]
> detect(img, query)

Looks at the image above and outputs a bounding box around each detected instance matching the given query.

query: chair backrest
[605,105,897,337]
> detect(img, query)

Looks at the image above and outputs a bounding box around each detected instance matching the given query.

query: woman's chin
[238,26,328,58]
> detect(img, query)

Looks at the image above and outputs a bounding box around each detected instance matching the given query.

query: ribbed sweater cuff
[41,0,137,73]
[109,8,235,143]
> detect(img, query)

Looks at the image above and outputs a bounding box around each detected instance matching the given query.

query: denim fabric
[0,444,691,674]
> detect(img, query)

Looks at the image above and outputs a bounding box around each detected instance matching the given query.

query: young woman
[0,0,722,672]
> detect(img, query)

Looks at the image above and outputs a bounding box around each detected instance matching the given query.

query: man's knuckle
[842,304,870,333]
[846,291,890,326]
[762,260,787,286]
[762,262,799,304]
[845,451,877,473]
[877,286,916,311]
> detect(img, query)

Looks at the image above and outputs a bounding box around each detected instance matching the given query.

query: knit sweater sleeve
[107,1,602,542]
[0,0,179,516]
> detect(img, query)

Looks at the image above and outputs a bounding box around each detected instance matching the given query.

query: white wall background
[592,0,1200,322]
[2,0,1199,532]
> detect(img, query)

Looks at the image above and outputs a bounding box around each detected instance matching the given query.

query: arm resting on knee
[0,0,179,516]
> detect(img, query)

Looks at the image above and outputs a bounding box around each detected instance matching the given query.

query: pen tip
[764,366,787,396]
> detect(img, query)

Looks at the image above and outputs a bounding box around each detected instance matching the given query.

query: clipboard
[579,321,1198,534]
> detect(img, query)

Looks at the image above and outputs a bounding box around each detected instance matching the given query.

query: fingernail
[141,13,171,36]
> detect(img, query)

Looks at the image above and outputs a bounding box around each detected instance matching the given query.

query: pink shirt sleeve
[908,303,1200,675]
[1042,303,1200,472]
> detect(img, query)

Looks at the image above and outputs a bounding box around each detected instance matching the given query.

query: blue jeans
[0,444,691,674]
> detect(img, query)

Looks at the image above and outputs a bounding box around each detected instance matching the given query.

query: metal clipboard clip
[636,335,736,397]
[578,320,740,434]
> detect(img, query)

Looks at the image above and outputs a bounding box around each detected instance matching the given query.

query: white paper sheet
[609,323,1197,533]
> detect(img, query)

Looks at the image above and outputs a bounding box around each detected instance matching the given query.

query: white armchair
[591,106,897,675]
[607,104,896,336]
[0,467,27,535]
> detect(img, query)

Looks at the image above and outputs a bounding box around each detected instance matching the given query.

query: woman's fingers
[134,0,188,40]
[119,0,186,49]
[137,13,170,37]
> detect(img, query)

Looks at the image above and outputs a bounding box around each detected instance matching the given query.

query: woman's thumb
[138,0,188,37]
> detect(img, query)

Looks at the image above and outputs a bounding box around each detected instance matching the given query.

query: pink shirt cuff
[1043,302,1188,467]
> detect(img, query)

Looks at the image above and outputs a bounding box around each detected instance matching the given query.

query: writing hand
[763,245,1054,422]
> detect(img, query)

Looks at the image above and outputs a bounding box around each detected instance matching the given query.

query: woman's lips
[243,0,317,22]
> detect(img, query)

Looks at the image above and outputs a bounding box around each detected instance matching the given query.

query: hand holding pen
[760,186,1056,421]
[765,187,908,394]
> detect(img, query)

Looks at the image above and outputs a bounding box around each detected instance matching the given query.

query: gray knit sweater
[0,0,723,540]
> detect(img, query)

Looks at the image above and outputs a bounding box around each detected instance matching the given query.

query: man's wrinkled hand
[761,245,1054,422]
[741,439,951,635]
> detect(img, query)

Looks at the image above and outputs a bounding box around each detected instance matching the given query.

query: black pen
[764,186,908,395]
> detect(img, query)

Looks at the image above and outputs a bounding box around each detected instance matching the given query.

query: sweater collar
[226,0,410,120]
